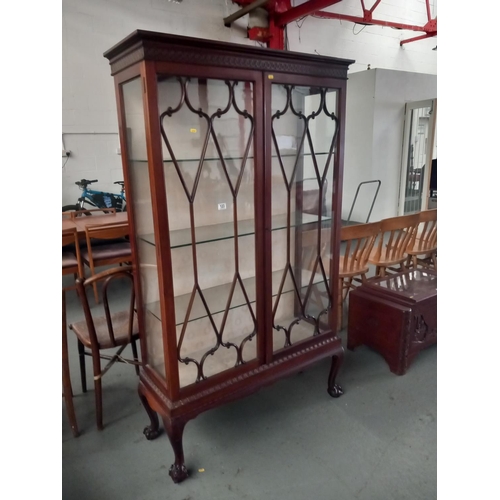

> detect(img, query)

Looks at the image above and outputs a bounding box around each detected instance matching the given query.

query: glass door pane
[270,84,339,351]
[121,77,166,380]
[157,76,257,387]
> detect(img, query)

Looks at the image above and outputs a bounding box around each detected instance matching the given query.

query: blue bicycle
[62,179,127,214]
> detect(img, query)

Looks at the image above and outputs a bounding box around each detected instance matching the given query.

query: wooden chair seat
[70,311,139,350]
[62,252,80,270]
[368,250,407,267]
[406,238,437,255]
[338,255,369,279]
[90,237,129,247]
[81,241,131,262]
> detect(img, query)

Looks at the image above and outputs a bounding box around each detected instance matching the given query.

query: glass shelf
[138,212,331,248]
[129,151,333,163]
[147,267,327,326]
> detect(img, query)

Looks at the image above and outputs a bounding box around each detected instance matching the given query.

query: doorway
[398,99,437,215]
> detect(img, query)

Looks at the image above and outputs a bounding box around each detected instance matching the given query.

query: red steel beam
[314,0,436,45]
[425,0,432,22]
[248,27,272,42]
[360,0,382,16]
[233,0,436,48]
[276,0,342,26]
[232,0,265,5]
[313,10,428,32]
[273,0,292,13]
[248,20,285,48]
[232,0,290,11]
[268,15,285,49]
[400,32,436,46]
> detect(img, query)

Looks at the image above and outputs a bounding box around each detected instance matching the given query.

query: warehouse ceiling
[225,0,437,50]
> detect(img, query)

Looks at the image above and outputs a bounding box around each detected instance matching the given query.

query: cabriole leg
[162,416,188,484]
[327,348,345,398]
[138,385,161,440]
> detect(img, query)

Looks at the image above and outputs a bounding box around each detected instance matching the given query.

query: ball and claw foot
[143,425,161,440]
[327,384,344,398]
[169,463,188,483]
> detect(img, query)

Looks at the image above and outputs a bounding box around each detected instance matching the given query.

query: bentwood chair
[69,266,141,430]
[338,221,381,331]
[405,209,437,270]
[368,214,419,278]
[81,221,132,303]
[62,227,82,437]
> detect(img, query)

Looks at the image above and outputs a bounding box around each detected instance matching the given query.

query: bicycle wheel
[62,204,93,216]
[62,205,79,212]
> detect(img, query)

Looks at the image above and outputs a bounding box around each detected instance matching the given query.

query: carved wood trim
[141,336,337,414]
[109,41,350,79]
[412,313,437,343]
[109,44,145,76]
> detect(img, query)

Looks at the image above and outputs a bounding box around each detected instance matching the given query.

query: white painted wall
[62,0,257,205]
[342,69,376,223]
[285,0,437,76]
[62,0,437,206]
[343,68,437,223]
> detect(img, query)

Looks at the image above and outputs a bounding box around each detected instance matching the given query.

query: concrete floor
[62,277,436,500]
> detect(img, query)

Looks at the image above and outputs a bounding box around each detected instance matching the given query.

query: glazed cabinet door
[142,68,264,390]
[266,74,342,353]
[119,74,168,382]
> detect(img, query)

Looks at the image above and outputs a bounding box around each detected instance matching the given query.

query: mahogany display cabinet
[104,30,354,483]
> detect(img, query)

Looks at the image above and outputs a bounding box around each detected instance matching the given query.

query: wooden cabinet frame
[105,30,354,483]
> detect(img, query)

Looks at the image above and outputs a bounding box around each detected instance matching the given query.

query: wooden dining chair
[69,266,141,430]
[405,209,437,270]
[62,227,82,437]
[63,227,84,281]
[81,221,132,303]
[368,213,419,278]
[338,221,381,331]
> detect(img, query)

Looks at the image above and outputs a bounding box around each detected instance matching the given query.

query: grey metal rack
[342,180,381,226]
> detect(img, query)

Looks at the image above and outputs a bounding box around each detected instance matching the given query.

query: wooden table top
[62,219,76,232]
[63,212,128,237]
